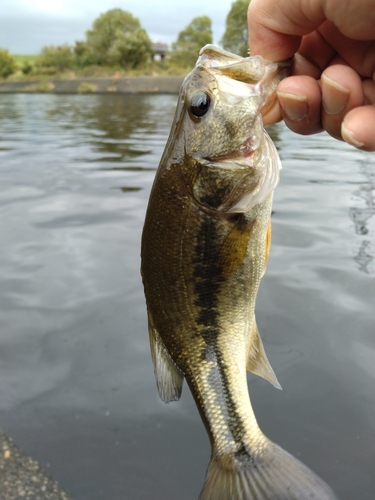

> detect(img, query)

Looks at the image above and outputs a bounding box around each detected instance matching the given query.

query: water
[0,93,374,500]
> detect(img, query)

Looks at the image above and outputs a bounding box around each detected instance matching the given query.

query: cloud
[0,0,232,54]
[0,16,89,53]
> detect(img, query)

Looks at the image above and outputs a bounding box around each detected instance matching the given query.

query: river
[0,93,374,500]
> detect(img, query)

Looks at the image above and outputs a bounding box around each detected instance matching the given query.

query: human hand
[248,0,375,151]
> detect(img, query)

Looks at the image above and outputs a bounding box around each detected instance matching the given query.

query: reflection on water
[349,157,375,273]
[119,187,142,193]
[100,166,156,171]
[306,154,374,274]
[0,94,374,500]
[355,240,373,273]
[44,94,155,162]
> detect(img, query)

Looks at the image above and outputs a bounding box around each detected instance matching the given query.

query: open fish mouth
[206,130,262,167]
[195,45,291,171]
[197,45,292,105]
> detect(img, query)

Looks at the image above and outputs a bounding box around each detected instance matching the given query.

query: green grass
[1,57,188,83]
[13,55,38,65]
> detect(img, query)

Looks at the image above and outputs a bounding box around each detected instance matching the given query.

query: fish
[141,44,339,500]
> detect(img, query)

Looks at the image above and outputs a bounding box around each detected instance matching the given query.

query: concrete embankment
[0,76,185,94]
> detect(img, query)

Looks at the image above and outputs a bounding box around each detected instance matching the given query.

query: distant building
[152,42,169,60]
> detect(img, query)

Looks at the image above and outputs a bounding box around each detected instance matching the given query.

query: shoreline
[0,76,185,94]
[0,429,75,500]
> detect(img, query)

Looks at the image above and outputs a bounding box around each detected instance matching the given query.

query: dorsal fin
[246,316,281,389]
[148,312,184,403]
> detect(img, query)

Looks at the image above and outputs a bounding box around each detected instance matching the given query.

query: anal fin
[246,316,281,390]
[148,313,184,403]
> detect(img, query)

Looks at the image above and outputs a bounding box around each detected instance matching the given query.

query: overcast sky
[0,0,235,54]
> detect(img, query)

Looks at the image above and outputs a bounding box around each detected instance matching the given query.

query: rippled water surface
[0,94,374,499]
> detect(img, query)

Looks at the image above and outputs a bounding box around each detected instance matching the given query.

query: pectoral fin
[264,221,272,268]
[246,317,281,390]
[219,217,255,277]
[148,313,184,403]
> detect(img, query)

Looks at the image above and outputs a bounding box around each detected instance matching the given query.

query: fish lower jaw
[208,151,256,172]
[207,140,260,166]
[207,133,263,169]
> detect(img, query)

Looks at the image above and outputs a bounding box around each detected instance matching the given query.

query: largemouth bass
[141,45,338,500]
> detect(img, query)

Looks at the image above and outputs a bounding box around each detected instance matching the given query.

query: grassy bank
[3,55,189,83]
[13,54,38,65]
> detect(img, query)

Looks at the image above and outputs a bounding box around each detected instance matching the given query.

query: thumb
[248,0,326,60]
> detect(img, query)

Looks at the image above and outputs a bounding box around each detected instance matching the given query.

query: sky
[0,0,235,54]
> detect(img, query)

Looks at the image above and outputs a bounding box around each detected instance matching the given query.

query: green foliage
[108,29,153,69]
[14,55,37,66]
[84,8,152,68]
[36,45,75,73]
[170,16,213,68]
[74,41,92,68]
[22,63,33,75]
[221,0,249,57]
[0,48,16,78]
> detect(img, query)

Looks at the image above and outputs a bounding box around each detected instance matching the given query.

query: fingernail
[321,74,350,115]
[342,121,364,149]
[277,91,308,121]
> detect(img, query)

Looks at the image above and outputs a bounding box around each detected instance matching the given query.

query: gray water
[0,93,374,500]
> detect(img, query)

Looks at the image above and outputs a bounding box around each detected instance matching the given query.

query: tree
[0,48,16,78]
[84,9,152,67]
[108,29,153,69]
[36,45,75,73]
[74,41,92,68]
[170,16,213,68]
[221,0,249,57]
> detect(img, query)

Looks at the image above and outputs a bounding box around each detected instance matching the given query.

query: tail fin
[199,440,339,500]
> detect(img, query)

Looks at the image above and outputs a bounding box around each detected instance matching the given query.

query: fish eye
[190,92,211,118]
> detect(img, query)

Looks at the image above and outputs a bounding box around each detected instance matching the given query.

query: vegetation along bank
[0,1,249,91]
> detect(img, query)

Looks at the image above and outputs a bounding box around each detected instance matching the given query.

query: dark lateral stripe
[215,348,249,450]
[192,215,252,458]
[193,217,222,343]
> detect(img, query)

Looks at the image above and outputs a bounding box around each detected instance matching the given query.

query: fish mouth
[200,121,280,213]
[195,47,292,169]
